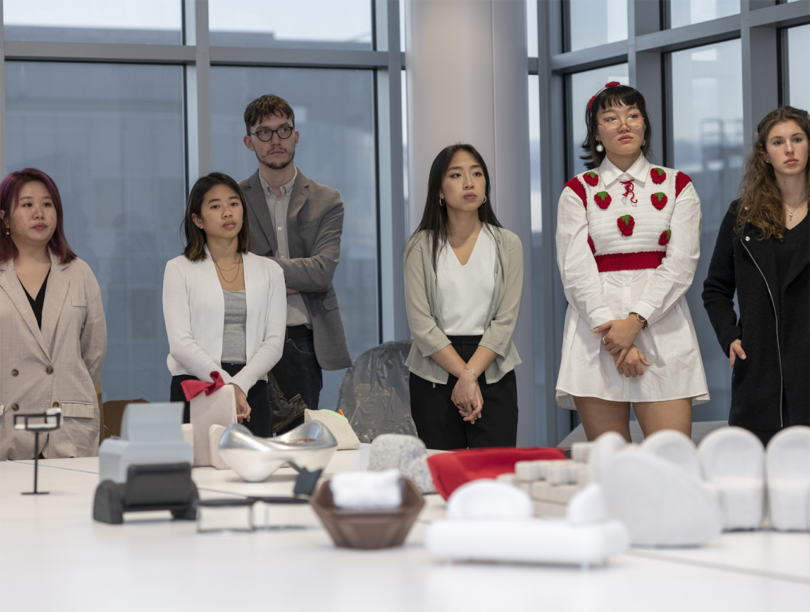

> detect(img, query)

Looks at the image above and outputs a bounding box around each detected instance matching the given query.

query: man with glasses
[240,94,351,417]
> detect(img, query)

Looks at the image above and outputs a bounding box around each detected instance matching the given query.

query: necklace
[214,256,242,284]
[784,199,808,222]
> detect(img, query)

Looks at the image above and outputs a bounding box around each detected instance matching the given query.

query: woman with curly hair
[703,106,809,446]
[555,82,709,442]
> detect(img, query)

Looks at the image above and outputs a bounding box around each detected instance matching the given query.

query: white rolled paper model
[425,481,629,569]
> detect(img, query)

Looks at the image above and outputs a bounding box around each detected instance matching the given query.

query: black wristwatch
[629,312,648,330]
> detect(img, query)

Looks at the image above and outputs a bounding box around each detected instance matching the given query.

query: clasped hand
[229,383,252,423]
[594,316,644,366]
[451,369,483,425]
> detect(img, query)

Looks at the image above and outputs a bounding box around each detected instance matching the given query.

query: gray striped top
[221,290,247,364]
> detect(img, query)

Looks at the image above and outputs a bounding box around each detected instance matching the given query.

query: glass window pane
[527,0,538,57]
[670,39,743,421]
[669,0,739,29]
[568,0,628,52]
[6,62,186,402]
[787,25,810,111]
[209,0,372,50]
[210,67,378,409]
[568,64,630,176]
[3,0,182,44]
[528,74,547,442]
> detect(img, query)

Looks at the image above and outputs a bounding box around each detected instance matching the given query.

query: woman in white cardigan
[163,172,286,437]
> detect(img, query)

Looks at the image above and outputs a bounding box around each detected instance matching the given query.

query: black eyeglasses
[249,126,294,142]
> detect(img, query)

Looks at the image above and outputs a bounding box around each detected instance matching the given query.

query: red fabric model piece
[564,176,588,208]
[181,371,226,401]
[659,229,672,245]
[594,191,612,209]
[426,447,567,500]
[617,214,635,236]
[651,192,668,210]
[620,180,638,204]
[675,171,692,197]
[583,171,599,187]
[588,236,596,254]
[651,167,667,184]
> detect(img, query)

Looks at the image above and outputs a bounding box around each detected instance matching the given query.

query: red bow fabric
[426,447,567,500]
[181,371,227,401]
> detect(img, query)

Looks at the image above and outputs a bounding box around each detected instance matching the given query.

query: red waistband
[595,251,665,272]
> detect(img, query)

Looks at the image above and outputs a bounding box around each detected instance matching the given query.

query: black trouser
[409,335,519,450]
[276,325,323,431]
[170,362,272,438]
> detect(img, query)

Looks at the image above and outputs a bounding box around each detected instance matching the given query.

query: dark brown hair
[0,168,77,264]
[580,84,652,170]
[244,94,295,134]
[408,144,502,272]
[183,173,250,261]
[736,106,810,241]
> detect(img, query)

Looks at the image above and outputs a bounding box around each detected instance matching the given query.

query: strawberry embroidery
[651,167,667,184]
[659,229,671,246]
[588,236,596,254]
[617,215,635,237]
[594,191,612,209]
[583,171,599,187]
[651,192,668,210]
[605,81,621,88]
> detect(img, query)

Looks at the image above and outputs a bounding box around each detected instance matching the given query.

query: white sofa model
[698,427,765,531]
[425,481,628,569]
[766,426,810,532]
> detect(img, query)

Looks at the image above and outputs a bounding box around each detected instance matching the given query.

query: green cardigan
[403,225,523,385]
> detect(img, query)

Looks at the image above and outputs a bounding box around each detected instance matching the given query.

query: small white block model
[765,426,810,532]
[425,480,629,568]
[642,430,703,480]
[698,427,765,531]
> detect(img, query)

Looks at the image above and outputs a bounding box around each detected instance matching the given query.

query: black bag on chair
[268,361,307,435]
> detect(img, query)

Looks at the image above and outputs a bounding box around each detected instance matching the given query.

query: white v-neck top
[436,225,496,336]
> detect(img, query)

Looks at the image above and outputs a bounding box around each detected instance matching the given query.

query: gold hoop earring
[439,198,445,207]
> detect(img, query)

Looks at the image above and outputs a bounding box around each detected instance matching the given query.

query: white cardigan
[162,248,286,394]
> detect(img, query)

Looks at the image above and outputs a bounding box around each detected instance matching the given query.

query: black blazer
[702,201,809,431]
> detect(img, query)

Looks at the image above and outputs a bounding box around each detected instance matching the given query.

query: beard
[261,147,295,171]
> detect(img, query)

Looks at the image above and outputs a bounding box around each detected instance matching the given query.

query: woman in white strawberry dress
[555,82,709,442]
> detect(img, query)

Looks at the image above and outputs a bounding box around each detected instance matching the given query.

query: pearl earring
[596,142,604,153]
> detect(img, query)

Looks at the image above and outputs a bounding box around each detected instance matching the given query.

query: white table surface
[1,448,808,612]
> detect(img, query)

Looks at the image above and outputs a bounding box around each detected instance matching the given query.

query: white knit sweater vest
[564,163,691,272]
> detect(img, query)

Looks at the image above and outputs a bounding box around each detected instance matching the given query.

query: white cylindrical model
[405,0,535,445]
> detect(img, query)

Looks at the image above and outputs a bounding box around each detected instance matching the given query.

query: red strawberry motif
[587,95,596,110]
[651,167,667,184]
[605,81,621,88]
[583,171,599,187]
[617,215,635,237]
[659,229,671,246]
[594,191,612,209]
[651,192,668,210]
[588,236,596,254]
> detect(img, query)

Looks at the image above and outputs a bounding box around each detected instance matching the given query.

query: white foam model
[698,427,765,531]
[588,431,628,483]
[189,384,237,467]
[98,403,193,484]
[641,430,703,480]
[765,426,810,532]
[425,480,628,569]
[599,447,722,547]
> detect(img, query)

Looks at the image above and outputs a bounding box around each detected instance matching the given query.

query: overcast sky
[4,0,372,41]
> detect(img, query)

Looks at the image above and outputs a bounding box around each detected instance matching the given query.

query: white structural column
[405,0,535,446]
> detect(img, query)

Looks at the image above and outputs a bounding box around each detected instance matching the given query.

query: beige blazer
[0,253,106,460]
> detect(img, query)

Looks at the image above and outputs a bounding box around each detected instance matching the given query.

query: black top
[21,270,49,329]
[774,215,808,287]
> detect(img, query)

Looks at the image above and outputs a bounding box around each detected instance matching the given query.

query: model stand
[13,408,63,495]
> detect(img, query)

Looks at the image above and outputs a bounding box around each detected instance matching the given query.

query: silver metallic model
[218,421,338,482]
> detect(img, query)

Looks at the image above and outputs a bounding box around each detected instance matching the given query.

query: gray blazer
[240,169,351,371]
[0,253,107,460]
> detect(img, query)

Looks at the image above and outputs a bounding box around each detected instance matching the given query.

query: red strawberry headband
[587,81,622,111]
